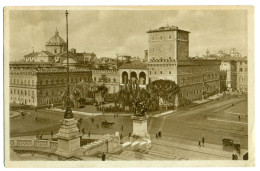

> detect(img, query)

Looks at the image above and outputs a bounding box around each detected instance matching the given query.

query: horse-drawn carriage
[101,120,114,128]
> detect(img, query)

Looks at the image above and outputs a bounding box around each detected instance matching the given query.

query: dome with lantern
[46,29,66,45]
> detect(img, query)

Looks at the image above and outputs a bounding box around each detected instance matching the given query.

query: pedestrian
[232,154,235,160]
[234,154,238,160]
[40,134,42,139]
[101,152,106,161]
[156,133,158,138]
[88,131,91,138]
[35,116,38,123]
[202,137,205,146]
[92,118,94,123]
[238,115,241,121]
[120,134,123,140]
[82,128,85,134]
[51,131,53,140]
[198,141,201,148]
[129,132,131,138]
[121,125,123,130]
[204,114,207,119]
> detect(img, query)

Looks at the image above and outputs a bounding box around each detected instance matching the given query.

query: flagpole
[64,10,73,119]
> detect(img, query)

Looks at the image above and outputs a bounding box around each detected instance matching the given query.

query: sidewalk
[48,107,103,117]
[152,135,247,160]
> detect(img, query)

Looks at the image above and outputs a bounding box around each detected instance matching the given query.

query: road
[10,95,248,160]
[148,96,248,149]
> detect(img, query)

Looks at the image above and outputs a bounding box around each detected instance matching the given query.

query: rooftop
[119,60,147,69]
[147,25,190,33]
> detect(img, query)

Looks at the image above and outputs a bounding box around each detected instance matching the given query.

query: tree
[147,80,180,110]
[95,84,108,112]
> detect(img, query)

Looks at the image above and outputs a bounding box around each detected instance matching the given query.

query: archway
[139,72,146,85]
[122,71,128,84]
[130,72,137,83]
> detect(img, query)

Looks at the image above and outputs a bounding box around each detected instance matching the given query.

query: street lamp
[64,10,73,119]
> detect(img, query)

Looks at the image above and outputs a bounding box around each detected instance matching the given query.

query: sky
[8,9,248,61]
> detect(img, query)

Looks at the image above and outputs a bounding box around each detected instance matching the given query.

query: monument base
[130,115,151,151]
[55,118,81,158]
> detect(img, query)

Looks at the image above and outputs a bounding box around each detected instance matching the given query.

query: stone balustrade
[10,138,58,150]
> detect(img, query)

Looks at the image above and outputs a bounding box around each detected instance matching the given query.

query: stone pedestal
[130,115,151,150]
[55,118,81,158]
[131,115,150,139]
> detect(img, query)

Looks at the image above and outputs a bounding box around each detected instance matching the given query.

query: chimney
[70,48,76,54]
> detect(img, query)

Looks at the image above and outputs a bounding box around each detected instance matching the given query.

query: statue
[133,97,146,117]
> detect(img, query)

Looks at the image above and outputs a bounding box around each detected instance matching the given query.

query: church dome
[46,29,66,45]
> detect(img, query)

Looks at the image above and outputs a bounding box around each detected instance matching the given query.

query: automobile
[222,138,234,146]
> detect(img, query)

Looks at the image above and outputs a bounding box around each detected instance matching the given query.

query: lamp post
[64,10,73,119]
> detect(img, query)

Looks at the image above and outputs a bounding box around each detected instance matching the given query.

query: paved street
[10,95,248,160]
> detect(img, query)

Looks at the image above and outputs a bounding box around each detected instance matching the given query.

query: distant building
[236,58,248,93]
[146,25,220,101]
[92,70,120,94]
[23,29,95,67]
[10,68,92,107]
[220,59,237,91]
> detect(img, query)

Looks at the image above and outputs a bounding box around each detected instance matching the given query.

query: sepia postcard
[4,6,254,167]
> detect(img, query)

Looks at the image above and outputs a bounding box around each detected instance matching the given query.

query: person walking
[156,133,158,138]
[51,131,53,140]
[82,128,85,134]
[238,115,241,121]
[35,116,38,123]
[92,118,94,123]
[101,152,106,161]
[202,137,205,147]
[198,141,201,148]
[232,154,235,160]
[88,131,91,138]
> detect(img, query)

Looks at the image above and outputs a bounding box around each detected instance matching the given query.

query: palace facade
[147,26,221,101]
[10,68,92,107]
